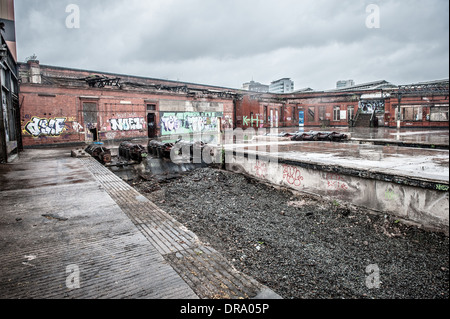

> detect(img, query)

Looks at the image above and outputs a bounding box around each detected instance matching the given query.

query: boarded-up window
[308,107,315,122]
[82,102,98,124]
[400,105,422,121]
[318,106,326,120]
[430,105,449,122]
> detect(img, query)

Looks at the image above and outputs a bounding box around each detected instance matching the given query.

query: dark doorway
[90,128,98,141]
[82,102,98,143]
[147,113,156,138]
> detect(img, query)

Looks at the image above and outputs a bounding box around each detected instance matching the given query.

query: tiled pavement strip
[80,157,279,299]
[0,149,279,299]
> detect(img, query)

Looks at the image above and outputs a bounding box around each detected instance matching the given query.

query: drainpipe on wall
[0,61,5,163]
[397,93,402,129]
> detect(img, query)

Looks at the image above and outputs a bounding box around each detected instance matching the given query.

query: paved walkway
[0,149,279,299]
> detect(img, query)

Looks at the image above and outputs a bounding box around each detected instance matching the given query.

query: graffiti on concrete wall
[160,112,223,135]
[436,184,449,191]
[384,189,398,200]
[282,164,304,187]
[109,118,144,131]
[254,160,268,178]
[24,117,67,137]
[325,173,349,190]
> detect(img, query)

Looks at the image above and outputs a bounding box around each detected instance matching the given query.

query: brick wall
[19,63,236,147]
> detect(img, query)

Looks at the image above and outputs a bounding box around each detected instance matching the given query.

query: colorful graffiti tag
[24,117,67,137]
[243,114,264,127]
[160,112,223,135]
[109,118,144,131]
[282,164,304,186]
[436,184,449,191]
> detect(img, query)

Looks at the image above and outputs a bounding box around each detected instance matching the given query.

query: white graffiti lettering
[109,118,144,131]
[72,122,83,132]
[161,116,181,132]
[160,113,220,134]
[24,117,67,137]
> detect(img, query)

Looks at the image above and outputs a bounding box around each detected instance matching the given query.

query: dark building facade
[0,3,21,163]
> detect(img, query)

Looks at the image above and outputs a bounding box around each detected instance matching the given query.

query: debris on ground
[130,167,449,299]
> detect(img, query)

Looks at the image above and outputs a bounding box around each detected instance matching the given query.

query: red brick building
[236,79,449,130]
[384,80,449,128]
[18,61,448,148]
[18,61,238,147]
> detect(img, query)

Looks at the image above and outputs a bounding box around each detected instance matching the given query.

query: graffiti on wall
[385,189,398,201]
[243,114,264,127]
[72,122,83,132]
[325,173,349,191]
[282,164,304,187]
[24,117,67,137]
[160,112,223,135]
[359,100,385,114]
[254,160,268,178]
[109,118,144,131]
[436,184,449,191]
[222,116,233,130]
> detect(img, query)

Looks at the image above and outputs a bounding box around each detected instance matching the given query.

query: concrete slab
[227,140,449,183]
[0,149,197,299]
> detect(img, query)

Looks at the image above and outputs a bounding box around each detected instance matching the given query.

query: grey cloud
[14,0,449,90]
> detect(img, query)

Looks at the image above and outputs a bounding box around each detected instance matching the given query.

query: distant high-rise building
[242,80,269,93]
[269,78,294,93]
[336,80,355,89]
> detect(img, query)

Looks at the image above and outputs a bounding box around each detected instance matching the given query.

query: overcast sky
[14,0,449,90]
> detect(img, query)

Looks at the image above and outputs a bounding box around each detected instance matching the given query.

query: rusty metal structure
[118,142,148,163]
[85,144,112,164]
[81,75,121,88]
[289,131,348,142]
[147,139,211,163]
[148,140,175,159]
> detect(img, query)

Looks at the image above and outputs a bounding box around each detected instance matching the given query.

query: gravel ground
[130,167,449,299]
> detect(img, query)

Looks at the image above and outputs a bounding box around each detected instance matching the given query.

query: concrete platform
[223,139,449,234]
[0,148,280,299]
[280,126,449,149]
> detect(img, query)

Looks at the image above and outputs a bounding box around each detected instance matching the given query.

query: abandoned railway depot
[16,60,449,148]
[1,0,449,303]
